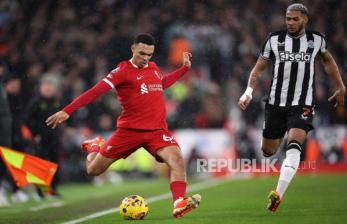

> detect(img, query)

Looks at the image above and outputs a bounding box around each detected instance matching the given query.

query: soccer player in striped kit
[46,34,201,218]
[239,3,345,212]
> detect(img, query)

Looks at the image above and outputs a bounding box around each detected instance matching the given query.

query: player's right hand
[238,93,252,110]
[46,111,70,129]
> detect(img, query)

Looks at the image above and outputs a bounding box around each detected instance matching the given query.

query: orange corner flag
[0,146,58,191]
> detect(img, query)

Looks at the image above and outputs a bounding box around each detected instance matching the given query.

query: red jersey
[63,60,188,130]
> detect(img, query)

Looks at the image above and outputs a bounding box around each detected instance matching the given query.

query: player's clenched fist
[238,87,253,110]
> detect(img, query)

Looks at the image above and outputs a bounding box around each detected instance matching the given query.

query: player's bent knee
[261,147,276,157]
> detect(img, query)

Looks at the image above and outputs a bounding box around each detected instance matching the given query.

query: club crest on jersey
[279,51,311,62]
[154,70,162,80]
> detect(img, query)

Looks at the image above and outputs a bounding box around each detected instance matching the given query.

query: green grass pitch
[1,174,346,224]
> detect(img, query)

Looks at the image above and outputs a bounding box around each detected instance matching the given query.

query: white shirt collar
[287,29,306,39]
[129,59,148,68]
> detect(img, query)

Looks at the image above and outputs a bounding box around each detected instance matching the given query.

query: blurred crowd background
[0,0,346,201]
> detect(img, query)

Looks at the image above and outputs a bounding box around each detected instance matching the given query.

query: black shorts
[262,103,314,139]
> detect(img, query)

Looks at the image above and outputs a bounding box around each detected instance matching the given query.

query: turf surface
[1,174,346,224]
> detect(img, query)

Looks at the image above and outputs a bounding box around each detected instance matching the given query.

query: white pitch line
[30,201,65,211]
[62,178,229,224]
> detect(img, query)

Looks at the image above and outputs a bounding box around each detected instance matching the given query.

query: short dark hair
[133,33,155,46]
[287,3,308,15]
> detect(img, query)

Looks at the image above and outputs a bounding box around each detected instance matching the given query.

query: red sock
[170,181,186,202]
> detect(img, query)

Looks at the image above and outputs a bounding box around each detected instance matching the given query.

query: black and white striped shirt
[260,30,327,107]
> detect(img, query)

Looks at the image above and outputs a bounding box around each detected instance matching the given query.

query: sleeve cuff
[259,54,271,61]
[62,107,73,116]
[181,65,189,72]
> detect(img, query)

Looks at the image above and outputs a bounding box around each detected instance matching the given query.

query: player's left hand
[182,52,192,68]
[328,87,346,107]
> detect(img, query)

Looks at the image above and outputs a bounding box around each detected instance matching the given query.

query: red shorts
[99,128,179,162]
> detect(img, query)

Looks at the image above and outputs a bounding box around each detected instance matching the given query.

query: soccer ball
[119,195,149,220]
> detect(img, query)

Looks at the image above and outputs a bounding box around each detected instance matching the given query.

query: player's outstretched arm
[162,52,192,89]
[46,80,112,128]
[239,58,269,110]
[46,111,70,129]
[321,51,346,107]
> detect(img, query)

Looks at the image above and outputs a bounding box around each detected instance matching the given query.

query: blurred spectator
[0,62,12,206]
[172,87,202,129]
[4,75,26,150]
[3,74,33,203]
[0,62,30,205]
[23,74,62,196]
[195,83,227,128]
[168,35,191,67]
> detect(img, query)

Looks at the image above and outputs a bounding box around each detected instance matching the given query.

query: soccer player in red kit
[46,33,201,218]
